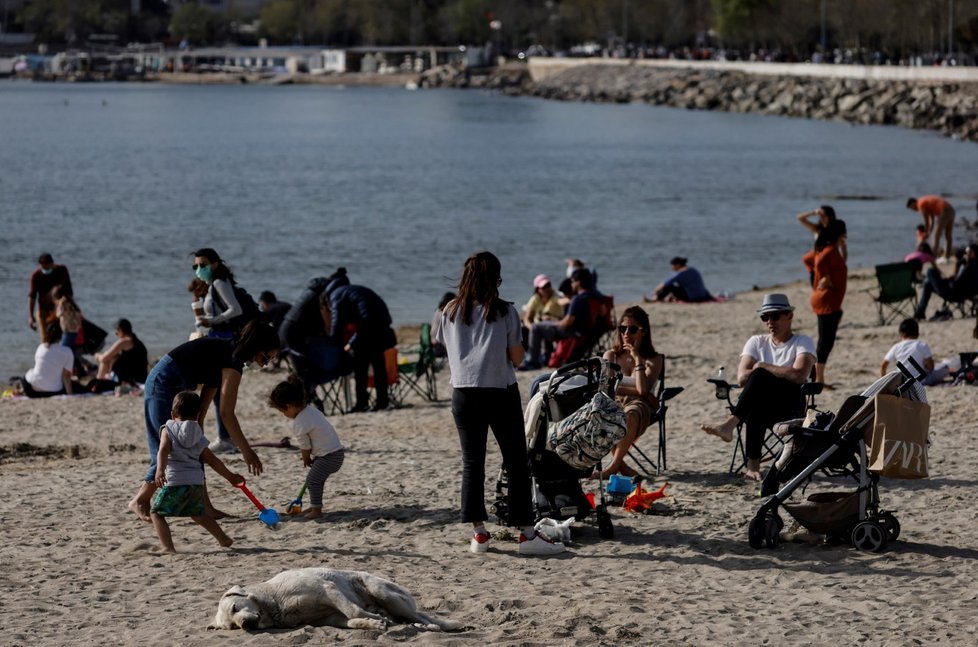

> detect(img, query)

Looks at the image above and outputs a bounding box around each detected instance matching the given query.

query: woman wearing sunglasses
[596,306,662,479]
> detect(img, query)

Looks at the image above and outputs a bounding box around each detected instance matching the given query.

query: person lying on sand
[700,293,815,481]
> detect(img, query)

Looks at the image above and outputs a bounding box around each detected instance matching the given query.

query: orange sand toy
[623,482,669,513]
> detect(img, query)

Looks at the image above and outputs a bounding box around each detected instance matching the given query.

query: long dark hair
[444,251,508,325]
[192,247,233,282]
[612,306,656,357]
[814,224,843,252]
[232,320,280,363]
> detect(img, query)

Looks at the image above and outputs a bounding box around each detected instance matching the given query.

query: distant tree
[259,0,299,43]
[170,2,225,45]
[438,0,492,45]
[20,0,107,44]
[710,0,781,47]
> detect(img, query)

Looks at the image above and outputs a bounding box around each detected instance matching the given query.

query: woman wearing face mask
[191,248,248,453]
[192,248,243,341]
[127,320,280,523]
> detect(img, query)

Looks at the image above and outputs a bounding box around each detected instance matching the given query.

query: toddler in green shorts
[150,391,243,553]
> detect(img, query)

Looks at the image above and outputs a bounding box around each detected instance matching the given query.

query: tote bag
[548,390,626,471]
[868,393,930,479]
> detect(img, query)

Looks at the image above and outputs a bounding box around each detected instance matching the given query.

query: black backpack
[213,282,261,336]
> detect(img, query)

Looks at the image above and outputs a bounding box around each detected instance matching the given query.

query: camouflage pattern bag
[548,390,627,471]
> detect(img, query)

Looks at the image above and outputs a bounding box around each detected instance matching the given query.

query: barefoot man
[701,293,815,481]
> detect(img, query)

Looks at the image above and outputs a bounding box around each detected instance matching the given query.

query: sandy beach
[3,268,977,646]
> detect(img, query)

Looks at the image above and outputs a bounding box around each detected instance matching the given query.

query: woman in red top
[810,226,847,386]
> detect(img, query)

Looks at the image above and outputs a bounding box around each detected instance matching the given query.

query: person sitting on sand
[151,391,243,553]
[700,293,815,481]
[644,257,713,303]
[267,375,345,520]
[881,318,939,385]
[21,322,74,398]
[596,306,662,479]
[94,319,148,386]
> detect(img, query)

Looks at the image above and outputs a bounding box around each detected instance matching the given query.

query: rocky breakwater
[422,63,978,142]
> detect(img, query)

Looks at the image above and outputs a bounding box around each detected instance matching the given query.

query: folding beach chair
[871,262,918,325]
[393,323,438,403]
[285,339,353,416]
[367,347,402,408]
[708,377,818,475]
[626,354,684,476]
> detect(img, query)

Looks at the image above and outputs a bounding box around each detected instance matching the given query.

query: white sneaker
[208,439,238,454]
[518,532,566,556]
[470,532,491,554]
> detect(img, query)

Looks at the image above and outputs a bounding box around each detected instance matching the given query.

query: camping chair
[708,377,819,474]
[367,347,402,408]
[285,338,353,415]
[871,262,918,325]
[393,323,438,403]
[626,354,684,476]
[594,297,617,355]
[546,294,614,369]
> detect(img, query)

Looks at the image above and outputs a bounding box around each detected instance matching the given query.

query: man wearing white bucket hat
[701,293,816,481]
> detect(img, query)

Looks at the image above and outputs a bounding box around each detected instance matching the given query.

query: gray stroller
[749,358,928,553]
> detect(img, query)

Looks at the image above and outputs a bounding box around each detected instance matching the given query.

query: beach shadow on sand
[574,527,972,578]
[270,504,459,529]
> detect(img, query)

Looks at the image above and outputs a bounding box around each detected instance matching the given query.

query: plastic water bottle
[716,366,726,382]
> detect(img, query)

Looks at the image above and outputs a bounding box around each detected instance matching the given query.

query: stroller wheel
[851,520,888,553]
[764,514,783,549]
[748,516,765,549]
[879,513,901,542]
[597,506,615,539]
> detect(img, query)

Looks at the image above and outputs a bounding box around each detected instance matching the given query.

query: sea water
[1,82,976,378]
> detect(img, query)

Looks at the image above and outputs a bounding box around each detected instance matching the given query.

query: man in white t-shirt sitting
[701,293,816,481]
[881,318,938,385]
[22,323,75,398]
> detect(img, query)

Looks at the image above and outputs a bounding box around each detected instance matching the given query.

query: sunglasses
[618,325,642,335]
[759,312,785,322]
[191,263,208,270]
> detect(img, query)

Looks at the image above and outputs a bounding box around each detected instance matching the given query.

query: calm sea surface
[1,82,976,378]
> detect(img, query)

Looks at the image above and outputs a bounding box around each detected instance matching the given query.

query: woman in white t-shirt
[23,323,74,398]
[436,251,565,556]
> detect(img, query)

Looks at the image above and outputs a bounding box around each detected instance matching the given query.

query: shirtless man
[700,293,816,481]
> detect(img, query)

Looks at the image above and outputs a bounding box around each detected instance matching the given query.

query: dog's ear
[222,585,248,599]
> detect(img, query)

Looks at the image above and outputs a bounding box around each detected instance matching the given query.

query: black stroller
[749,358,928,553]
[491,358,623,539]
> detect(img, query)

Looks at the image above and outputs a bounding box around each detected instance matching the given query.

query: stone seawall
[421,62,978,142]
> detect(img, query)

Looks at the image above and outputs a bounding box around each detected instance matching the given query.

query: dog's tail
[413,612,465,632]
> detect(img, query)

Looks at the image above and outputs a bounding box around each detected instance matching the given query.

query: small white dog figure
[208,568,461,632]
[535,517,574,543]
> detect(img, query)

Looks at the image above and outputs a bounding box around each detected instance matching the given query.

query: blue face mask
[195,265,213,283]
[41,267,54,275]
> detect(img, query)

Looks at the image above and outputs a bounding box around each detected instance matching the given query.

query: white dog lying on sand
[208,568,461,632]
